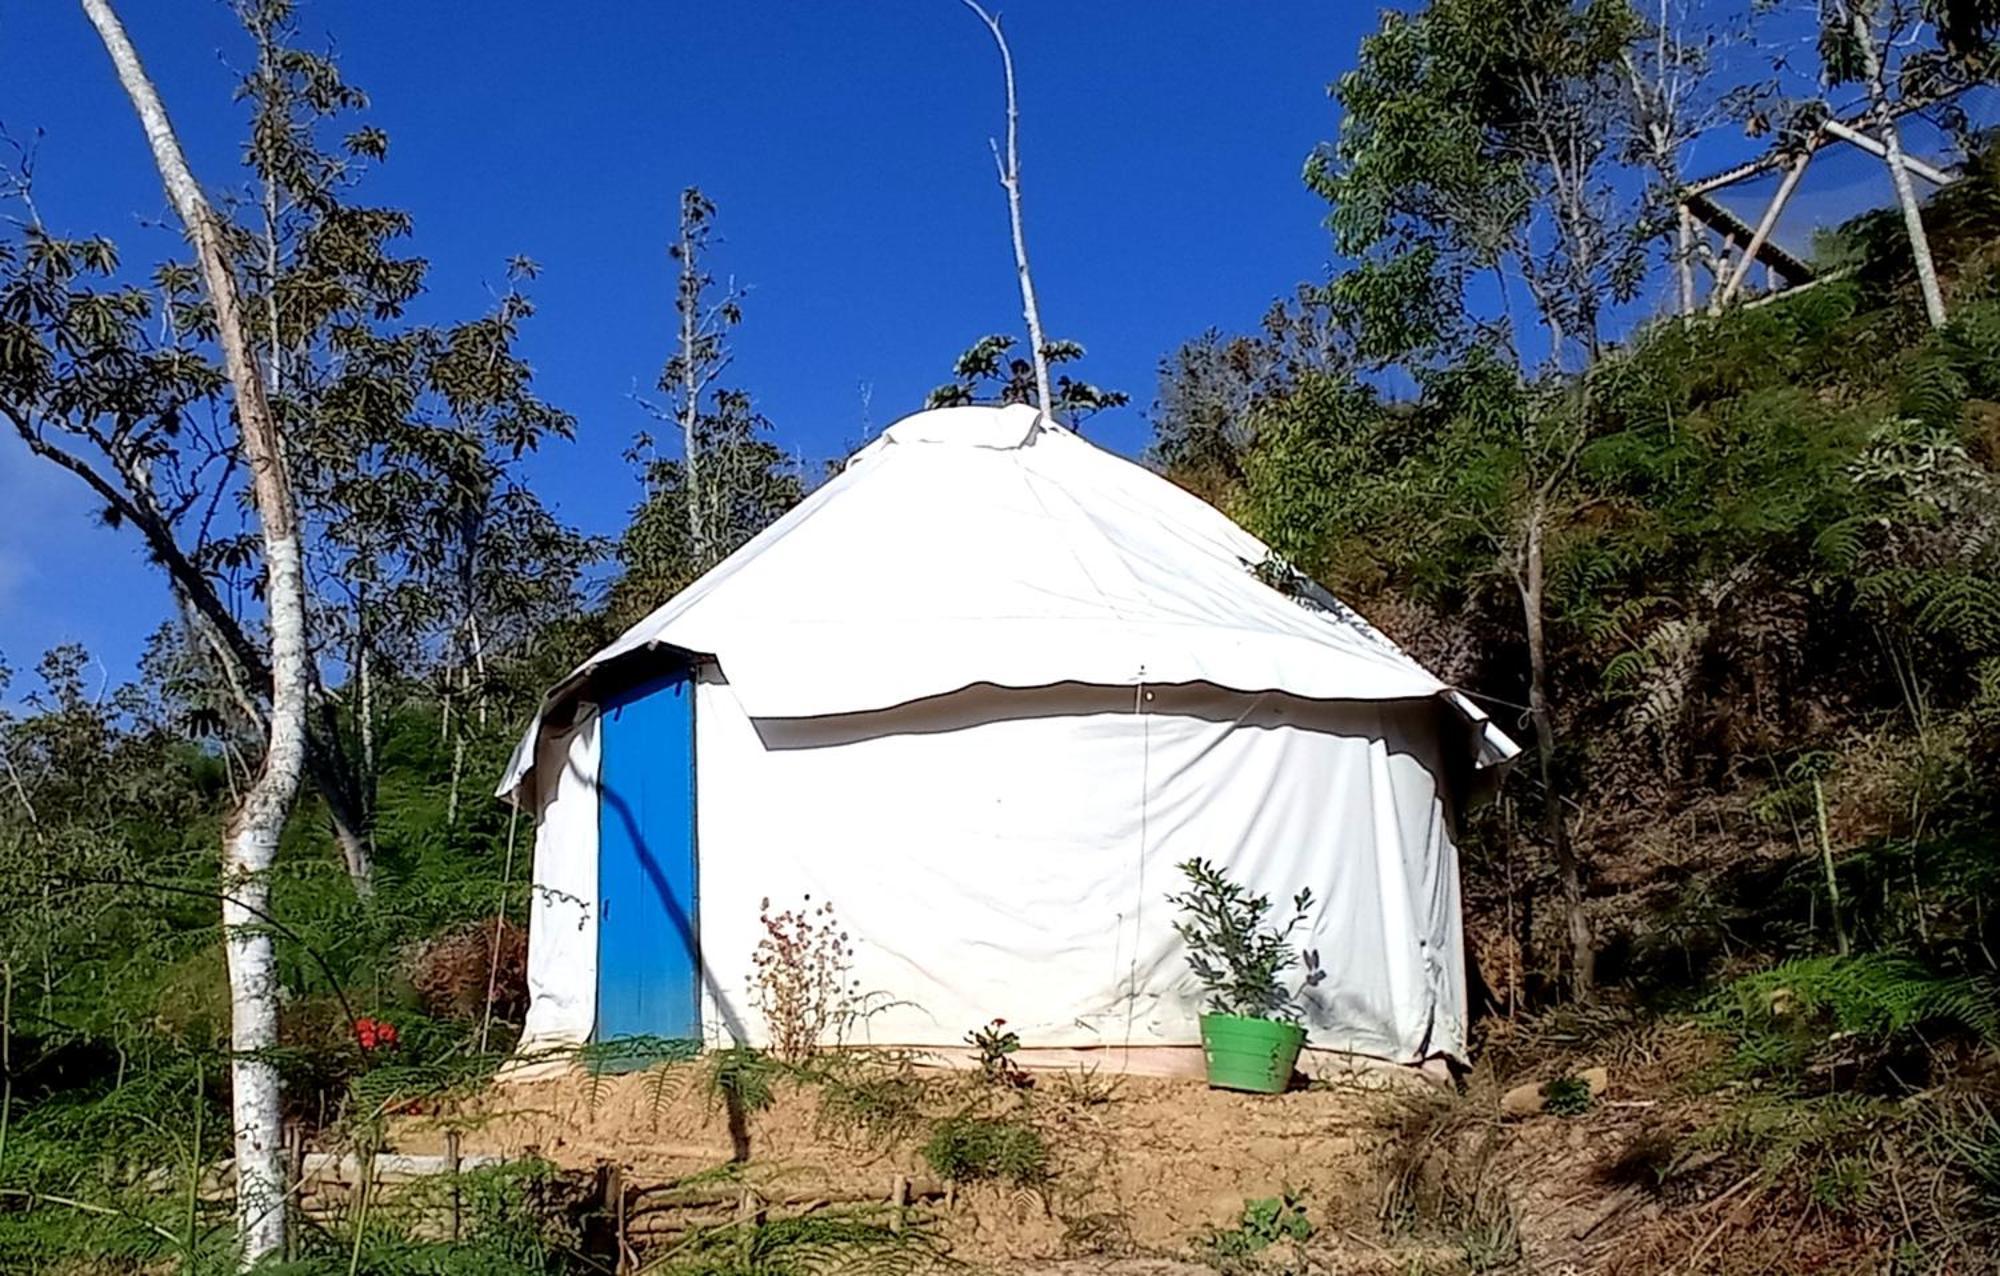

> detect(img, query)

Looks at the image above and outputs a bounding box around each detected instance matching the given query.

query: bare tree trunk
[1852,10,1947,328]
[962,0,1054,421]
[80,1,307,1263]
[676,208,706,567]
[1677,205,1697,318]
[1520,499,1593,1002]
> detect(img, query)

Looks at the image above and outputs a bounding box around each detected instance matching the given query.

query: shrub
[808,1052,932,1147]
[1707,954,2000,1084]
[407,917,529,1025]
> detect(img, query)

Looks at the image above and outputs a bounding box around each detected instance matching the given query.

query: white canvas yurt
[497,403,1515,1070]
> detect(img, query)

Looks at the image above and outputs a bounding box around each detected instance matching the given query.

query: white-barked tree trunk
[961,0,1055,422]
[79,0,311,1264]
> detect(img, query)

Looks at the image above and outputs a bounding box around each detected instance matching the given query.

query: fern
[648,1207,943,1276]
[919,1113,1047,1186]
[1713,954,2000,1048]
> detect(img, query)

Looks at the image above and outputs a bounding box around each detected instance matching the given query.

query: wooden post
[736,1188,757,1269]
[609,1163,627,1275]
[1676,204,1697,318]
[0,963,12,1178]
[890,1174,909,1233]
[346,1142,375,1276]
[283,1123,303,1262]
[1818,118,1957,186]
[446,1129,462,1243]
[1714,147,1813,312]
[1813,778,1851,957]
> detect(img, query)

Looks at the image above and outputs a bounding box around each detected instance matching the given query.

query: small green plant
[1543,1075,1594,1117]
[964,1017,1031,1088]
[1201,1192,1312,1264]
[804,1051,932,1147]
[920,1113,1048,1185]
[1166,858,1323,1020]
[707,1046,780,1117]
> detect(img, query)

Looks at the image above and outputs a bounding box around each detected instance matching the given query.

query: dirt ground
[376,1032,1856,1275]
[383,1058,1452,1270]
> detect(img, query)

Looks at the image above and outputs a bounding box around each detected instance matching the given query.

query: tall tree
[77,0,302,1260]
[1311,0,1649,1000]
[4,2,590,896]
[614,190,799,623]
[232,0,586,853]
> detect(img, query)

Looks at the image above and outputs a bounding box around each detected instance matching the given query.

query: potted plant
[1167,858,1323,1093]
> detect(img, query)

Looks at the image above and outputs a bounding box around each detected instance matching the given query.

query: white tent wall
[517,711,601,1051]
[691,672,1465,1063]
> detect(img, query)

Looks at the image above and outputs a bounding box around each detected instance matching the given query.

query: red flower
[354,1016,399,1052]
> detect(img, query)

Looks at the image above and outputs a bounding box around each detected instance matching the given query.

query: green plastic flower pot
[1199,1012,1306,1094]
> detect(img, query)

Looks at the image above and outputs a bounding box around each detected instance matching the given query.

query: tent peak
[879,402,1051,451]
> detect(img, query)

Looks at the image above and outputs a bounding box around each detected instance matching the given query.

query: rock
[1580,1066,1610,1097]
[1501,1080,1545,1118]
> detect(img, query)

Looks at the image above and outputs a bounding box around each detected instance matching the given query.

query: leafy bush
[707,1046,781,1117]
[920,1113,1047,1185]
[1166,858,1322,1020]
[803,1051,932,1148]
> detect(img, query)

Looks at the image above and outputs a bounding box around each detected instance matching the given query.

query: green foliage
[1199,1192,1312,1266]
[1709,954,2000,1081]
[963,1018,1028,1088]
[919,1113,1047,1186]
[263,1161,585,1275]
[615,190,803,624]
[707,1046,782,1118]
[1311,0,1646,365]
[1542,1076,1594,1117]
[801,1051,932,1149]
[1166,858,1321,1021]
[926,333,1129,424]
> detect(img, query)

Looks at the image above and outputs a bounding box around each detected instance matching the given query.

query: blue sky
[0,0,1379,691]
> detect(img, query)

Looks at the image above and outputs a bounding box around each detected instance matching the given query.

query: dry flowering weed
[750,894,861,1060]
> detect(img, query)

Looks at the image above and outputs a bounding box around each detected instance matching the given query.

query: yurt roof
[498,403,1515,799]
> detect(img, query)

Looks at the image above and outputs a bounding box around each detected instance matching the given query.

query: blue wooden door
[595,671,700,1043]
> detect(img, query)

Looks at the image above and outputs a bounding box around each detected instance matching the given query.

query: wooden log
[446,1130,462,1243]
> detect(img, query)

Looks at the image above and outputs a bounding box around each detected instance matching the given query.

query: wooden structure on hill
[1676,89,1971,316]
